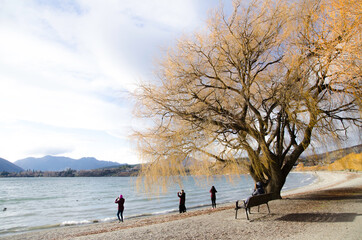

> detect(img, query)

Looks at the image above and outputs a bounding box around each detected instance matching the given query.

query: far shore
[1,171,361,240]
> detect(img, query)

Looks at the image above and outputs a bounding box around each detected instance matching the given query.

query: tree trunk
[264,173,286,199]
[257,154,300,199]
[249,156,289,199]
[265,159,287,199]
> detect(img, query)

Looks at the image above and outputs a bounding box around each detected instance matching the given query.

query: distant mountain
[0,158,24,172]
[14,155,121,171]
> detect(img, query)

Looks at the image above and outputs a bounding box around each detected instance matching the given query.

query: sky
[1,0,360,165]
[0,0,226,164]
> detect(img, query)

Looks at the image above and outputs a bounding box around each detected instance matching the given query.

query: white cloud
[0,0,221,163]
[27,146,75,157]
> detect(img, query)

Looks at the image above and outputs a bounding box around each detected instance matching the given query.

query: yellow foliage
[133,0,361,192]
[327,153,362,171]
[295,153,362,172]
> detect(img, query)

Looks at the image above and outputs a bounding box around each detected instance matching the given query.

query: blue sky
[0,0,226,163]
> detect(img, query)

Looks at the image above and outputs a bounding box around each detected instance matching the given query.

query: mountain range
[0,158,24,173]
[0,155,122,173]
[13,155,121,171]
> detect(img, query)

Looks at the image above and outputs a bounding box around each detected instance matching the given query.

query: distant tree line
[0,164,140,178]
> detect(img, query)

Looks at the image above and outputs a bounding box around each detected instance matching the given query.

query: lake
[0,172,316,236]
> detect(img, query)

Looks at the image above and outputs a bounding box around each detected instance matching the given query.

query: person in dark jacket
[245,181,265,205]
[210,186,218,208]
[177,190,186,213]
[252,182,265,196]
[115,194,125,222]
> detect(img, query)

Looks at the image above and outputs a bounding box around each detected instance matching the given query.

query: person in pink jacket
[115,194,125,222]
[210,186,217,208]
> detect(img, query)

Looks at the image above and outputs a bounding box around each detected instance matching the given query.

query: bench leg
[235,201,238,219]
[266,202,270,214]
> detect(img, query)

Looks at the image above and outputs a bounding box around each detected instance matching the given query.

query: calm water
[0,173,315,236]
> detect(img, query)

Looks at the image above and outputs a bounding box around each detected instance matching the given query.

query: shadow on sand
[277,212,361,222]
[277,186,362,222]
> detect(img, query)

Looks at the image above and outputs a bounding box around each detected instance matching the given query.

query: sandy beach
[1,171,361,240]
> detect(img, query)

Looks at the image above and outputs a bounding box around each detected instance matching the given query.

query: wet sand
[1,171,361,240]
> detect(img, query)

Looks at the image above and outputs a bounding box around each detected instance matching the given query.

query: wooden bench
[235,193,273,220]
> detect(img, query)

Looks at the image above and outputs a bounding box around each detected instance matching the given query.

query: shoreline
[1,171,361,240]
[0,172,314,236]
[281,170,359,197]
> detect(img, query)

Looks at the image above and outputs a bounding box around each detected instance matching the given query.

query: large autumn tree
[133,0,361,197]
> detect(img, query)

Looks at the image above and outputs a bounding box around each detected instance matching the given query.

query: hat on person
[120,194,123,198]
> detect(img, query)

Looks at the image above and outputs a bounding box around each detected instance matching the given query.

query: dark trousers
[211,197,216,208]
[117,210,123,222]
[179,204,186,213]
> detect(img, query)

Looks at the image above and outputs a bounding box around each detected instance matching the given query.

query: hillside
[14,155,121,171]
[298,144,362,166]
[0,157,24,173]
[295,152,362,172]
